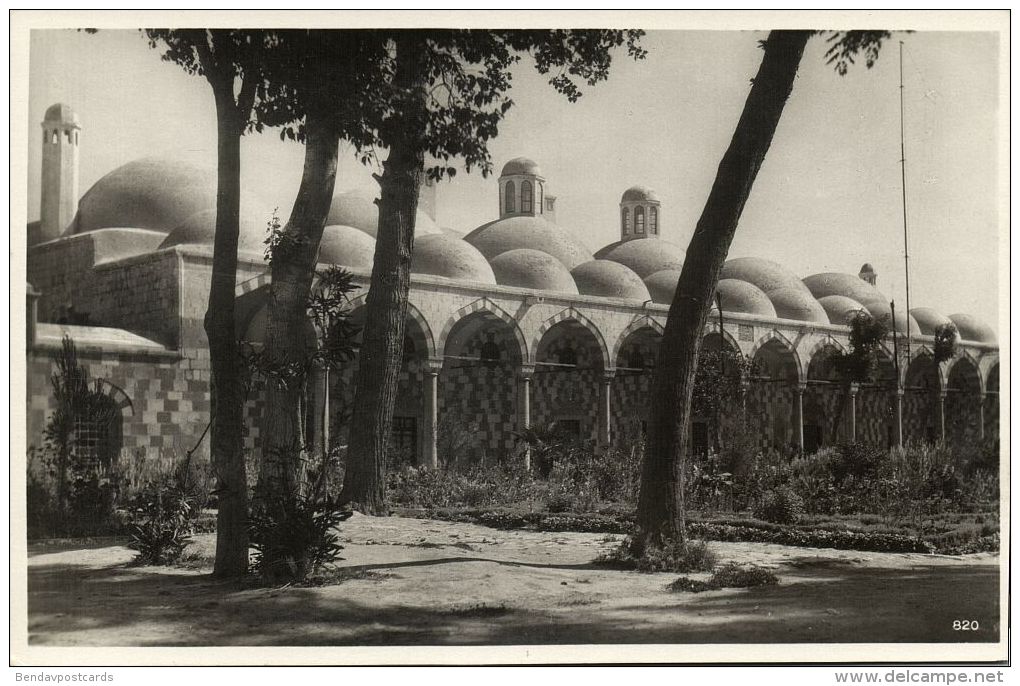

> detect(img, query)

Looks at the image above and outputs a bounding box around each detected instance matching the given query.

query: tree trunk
[341,36,427,515]
[636,30,810,551]
[206,87,250,578]
[257,109,341,505]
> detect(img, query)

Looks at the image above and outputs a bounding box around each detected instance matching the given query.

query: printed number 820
[953,620,980,630]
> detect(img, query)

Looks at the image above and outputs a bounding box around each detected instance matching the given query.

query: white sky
[26,29,1000,331]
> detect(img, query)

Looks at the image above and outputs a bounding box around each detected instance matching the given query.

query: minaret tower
[40,103,81,242]
[619,185,661,242]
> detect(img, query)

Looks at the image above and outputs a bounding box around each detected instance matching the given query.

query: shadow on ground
[28,552,999,646]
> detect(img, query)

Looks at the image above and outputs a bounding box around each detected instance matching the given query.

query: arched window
[521,180,533,213]
[504,181,516,213]
[635,206,645,234]
[622,207,630,234]
[50,130,58,144]
[650,207,658,234]
[65,130,73,144]
[538,183,544,214]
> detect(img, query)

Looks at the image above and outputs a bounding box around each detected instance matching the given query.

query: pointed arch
[612,315,664,363]
[438,297,528,363]
[749,329,804,382]
[346,295,437,360]
[902,346,944,390]
[532,307,611,370]
[701,324,741,356]
[96,379,134,417]
[946,351,984,395]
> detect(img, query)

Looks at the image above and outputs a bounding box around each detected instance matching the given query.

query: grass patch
[442,602,512,618]
[596,537,717,573]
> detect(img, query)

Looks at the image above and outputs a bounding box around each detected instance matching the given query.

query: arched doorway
[439,309,525,466]
[613,325,660,444]
[946,357,982,445]
[748,337,800,454]
[903,353,941,444]
[534,319,606,444]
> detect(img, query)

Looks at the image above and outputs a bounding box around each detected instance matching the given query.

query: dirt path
[27,513,1000,646]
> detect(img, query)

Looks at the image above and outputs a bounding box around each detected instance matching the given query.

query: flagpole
[899,40,913,361]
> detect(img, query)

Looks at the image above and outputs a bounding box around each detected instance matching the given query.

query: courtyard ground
[27,513,999,646]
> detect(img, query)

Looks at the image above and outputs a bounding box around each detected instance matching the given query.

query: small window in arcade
[504,181,516,213]
[480,334,501,368]
[622,207,630,234]
[650,206,658,234]
[635,206,646,234]
[557,346,578,367]
[556,419,582,438]
[72,396,121,467]
[390,416,418,457]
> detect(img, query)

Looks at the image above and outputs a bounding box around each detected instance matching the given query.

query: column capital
[939,389,948,400]
[796,381,807,394]
[519,363,537,379]
[424,357,444,374]
[602,367,617,382]
[849,382,859,396]
[896,386,905,397]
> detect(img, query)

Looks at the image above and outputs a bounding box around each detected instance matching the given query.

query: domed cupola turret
[619,185,661,242]
[499,157,546,219]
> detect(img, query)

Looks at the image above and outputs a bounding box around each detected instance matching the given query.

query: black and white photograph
[10,10,1009,669]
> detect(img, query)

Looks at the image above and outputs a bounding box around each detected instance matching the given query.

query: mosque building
[25,104,1000,468]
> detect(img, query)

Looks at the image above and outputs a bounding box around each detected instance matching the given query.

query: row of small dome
[65,156,996,344]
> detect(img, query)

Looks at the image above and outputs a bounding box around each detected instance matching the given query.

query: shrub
[668,562,779,593]
[830,443,886,484]
[545,491,576,514]
[126,457,203,565]
[597,535,717,573]
[753,486,804,524]
[248,495,352,584]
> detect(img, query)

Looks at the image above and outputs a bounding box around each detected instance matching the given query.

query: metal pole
[891,300,903,447]
[899,41,913,360]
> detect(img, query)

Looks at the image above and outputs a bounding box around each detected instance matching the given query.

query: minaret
[39,103,80,242]
[619,185,661,242]
[498,157,545,219]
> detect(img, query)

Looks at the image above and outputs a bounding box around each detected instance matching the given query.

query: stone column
[938,390,947,442]
[598,369,615,448]
[518,364,536,470]
[795,382,805,452]
[978,392,986,440]
[894,387,904,448]
[421,358,443,469]
[849,383,859,443]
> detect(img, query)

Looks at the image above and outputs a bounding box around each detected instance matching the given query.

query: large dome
[621,185,659,203]
[644,269,681,304]
[465,215,594,271]
[318,225,377,271]
[595,238,686,278]
[802,272,888,314]
[158,208,266,255]
[71,157,227,235]
[722,257,827,323]
[817,294,867,325]
[326,190,440,238]
[489,248,578,294]
[948,313,996,343]
[501,157,542,177]
[411,233,497,285]
[570,260,649,301]
[717,278,777,318]
[910,307,954,336]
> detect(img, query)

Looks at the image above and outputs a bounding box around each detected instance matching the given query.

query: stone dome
[717,278,777,318]
[722,257,827,323]
[948,313,996,343]
[594,238,686,278]
[318,225,377,271]
[501,157,542,177]
[326,190,440,238]
[158,208,266,255]
[802,272,888,313]
[862,300,919,336]
[44,103,80,126]
[465,215,594,271]
[71,157,228,235]
[489,248,578,294]
[817,294,867,325]
[621,185,659,203]
[570,260,650,301]
[910,307,954,336]
[411,233,497,285]
[643,269,681,304]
